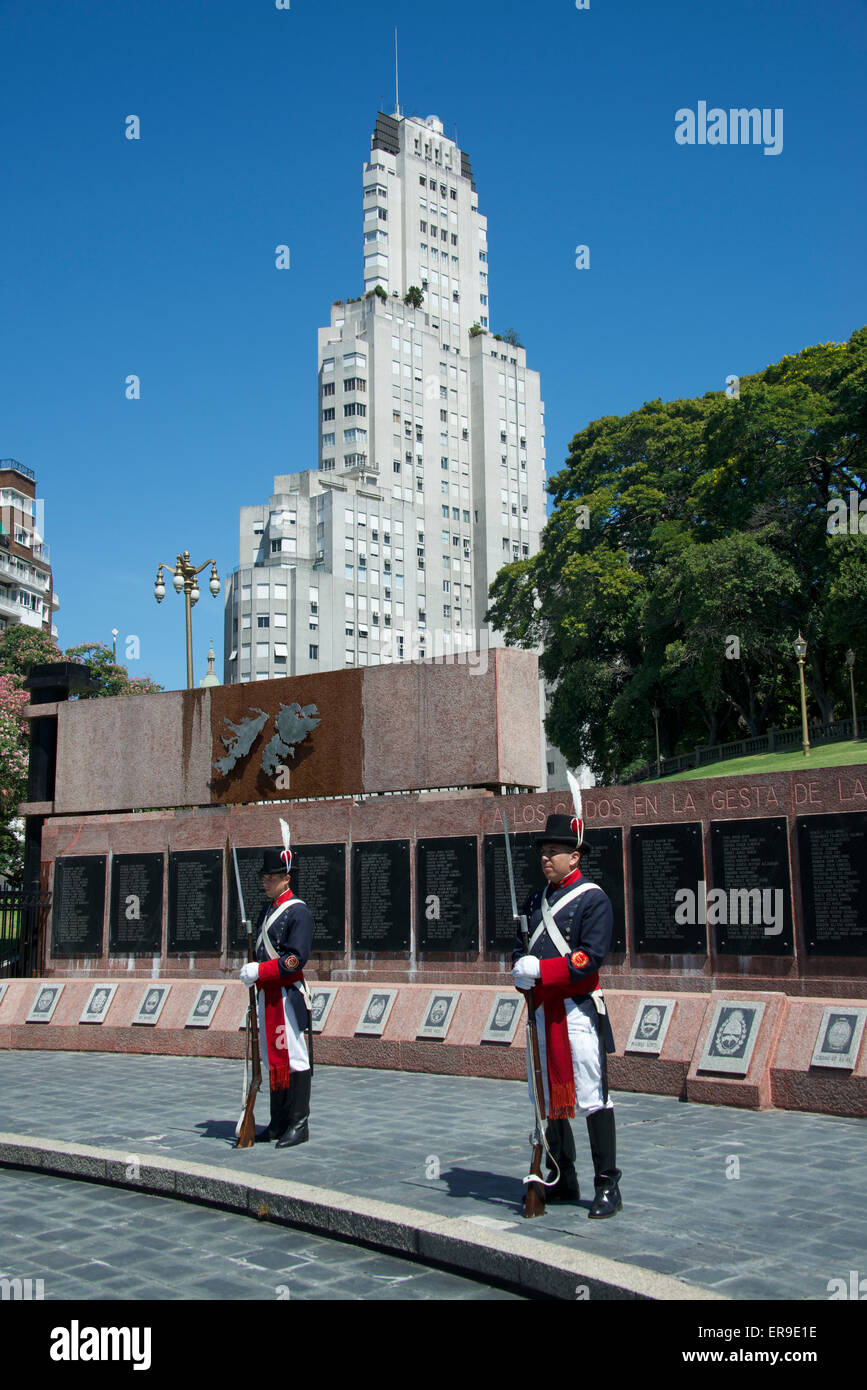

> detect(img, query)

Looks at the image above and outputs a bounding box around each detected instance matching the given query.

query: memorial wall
[12,657,867,1113]
[39,766,867,995]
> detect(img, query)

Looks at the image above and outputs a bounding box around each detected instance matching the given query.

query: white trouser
[258,985,310,1074]
[529,997,613,1117]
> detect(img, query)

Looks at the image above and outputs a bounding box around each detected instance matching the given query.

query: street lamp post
[154,551,220,690]
[651,704,661,778]
[793,633,810,758]
[846,649,859,740]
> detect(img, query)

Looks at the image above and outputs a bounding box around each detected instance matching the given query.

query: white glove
[240,963,260,987]
[514,956,541,980]
[512,955,541,990]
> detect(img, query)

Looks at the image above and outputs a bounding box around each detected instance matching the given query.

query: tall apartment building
[0,459,59,639]
[224,111,567,786]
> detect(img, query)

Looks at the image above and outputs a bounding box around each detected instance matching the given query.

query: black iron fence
[620,716,862,785]
[0,884,50,978]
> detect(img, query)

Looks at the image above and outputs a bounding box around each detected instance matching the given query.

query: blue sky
[1,0,865,690]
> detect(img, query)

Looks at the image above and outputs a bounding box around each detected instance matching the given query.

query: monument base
[2,979,864,1117]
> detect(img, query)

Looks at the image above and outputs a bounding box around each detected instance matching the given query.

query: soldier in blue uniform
[239,846,314,1148]
[512,813,622,1218]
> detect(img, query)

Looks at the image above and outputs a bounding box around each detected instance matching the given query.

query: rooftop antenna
[394,27,400,117]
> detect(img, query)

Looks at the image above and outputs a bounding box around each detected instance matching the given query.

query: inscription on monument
[483,833,538,951]
[417,837,478,952]
[351,840,410,951]
[630,823,705,954]
[294,843,346,952]
[227,847,269,951]
[798,812,867,956]
[51,856,106,957]
[168,850,223,954]
[579,827,626,953]
[109,854,164,955]
[710,818,793,955]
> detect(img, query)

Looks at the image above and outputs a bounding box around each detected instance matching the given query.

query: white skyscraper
[224,110,563,786]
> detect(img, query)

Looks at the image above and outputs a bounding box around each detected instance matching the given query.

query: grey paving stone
[0,1051,864,1302]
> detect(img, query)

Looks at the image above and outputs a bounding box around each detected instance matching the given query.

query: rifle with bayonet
[233,846,261,1149]
[502,812,550,1218]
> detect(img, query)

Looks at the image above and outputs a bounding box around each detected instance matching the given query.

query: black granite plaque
[227,848,269,951]
[294,843,346,952]
[109,854,164,954]
[630,822,706,954]
[710,818,793,955]
[168,850,223,954]
[483,832,539,952]
[799,812,867,957]
[51,856,106,957]
[579,828,626,954]
[417,837,478,952]
[351,840,410,951]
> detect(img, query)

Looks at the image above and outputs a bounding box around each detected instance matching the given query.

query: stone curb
[0,1131,727,1301]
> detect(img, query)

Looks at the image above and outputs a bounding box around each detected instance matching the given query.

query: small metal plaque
[80,984,118,1024]
[698,1000,766,1076]
[625,998,677,1055]
[132,984,171,1025]
[310,987,338,1033]
[26,983,64,1023]
[810,1007,867,1070]
[355,988,397,1035]
[480,992,523,1044]
[186,985,225,1028]
[417,990,460,1040]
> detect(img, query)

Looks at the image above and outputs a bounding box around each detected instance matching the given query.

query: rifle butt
[524,1143,546,1218]
[235,1092,258,1149]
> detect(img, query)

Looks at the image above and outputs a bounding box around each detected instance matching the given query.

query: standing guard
[238,823,314,1148]
[511,809,622,1218]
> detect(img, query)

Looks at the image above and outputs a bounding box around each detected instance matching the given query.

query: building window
[309,645,318,660]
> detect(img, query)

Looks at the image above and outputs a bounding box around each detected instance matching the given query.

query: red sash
[257,890,303,1092]
[531,869,598,1119]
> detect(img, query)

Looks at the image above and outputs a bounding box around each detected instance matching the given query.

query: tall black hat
[260,846,292,874]
[532,814,583,849]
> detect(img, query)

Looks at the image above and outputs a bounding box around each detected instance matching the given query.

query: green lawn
[642,739,867,783]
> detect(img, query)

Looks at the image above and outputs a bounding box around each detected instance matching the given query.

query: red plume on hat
[566,769,585,849]
[279,817,292,874]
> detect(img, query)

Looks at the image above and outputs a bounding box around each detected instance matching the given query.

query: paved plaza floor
[0,1049,865,1303]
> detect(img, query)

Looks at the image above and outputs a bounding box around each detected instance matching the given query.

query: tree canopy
[485,328,867,782]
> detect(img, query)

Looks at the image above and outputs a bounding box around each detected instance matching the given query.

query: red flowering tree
[0,674,29,879]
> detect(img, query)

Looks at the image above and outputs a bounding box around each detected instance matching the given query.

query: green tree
[62,643,163,698]
[404,285,424,309]
[0,625,61,679]
[486,328,867,780]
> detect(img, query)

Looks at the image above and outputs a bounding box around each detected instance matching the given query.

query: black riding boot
[545,1119,579,1201]
[586,1108,622,1218]
[275,1069,311,1149]
[258,1084,292,1142]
